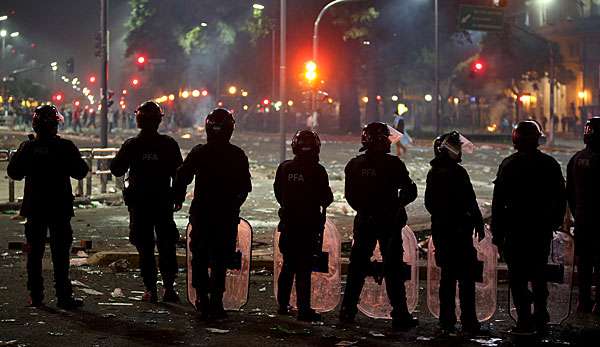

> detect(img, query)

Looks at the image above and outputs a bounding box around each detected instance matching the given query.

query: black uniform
[492,150,566,326]
[174,142,251,310]
[274,157,333,313]
[110,130,183,292]
[341,152,417,321]
[7,136,89,302]
[425,156,483,330]
[567,147,600,310]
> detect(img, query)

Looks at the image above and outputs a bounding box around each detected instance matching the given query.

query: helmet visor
[440,134,475,156]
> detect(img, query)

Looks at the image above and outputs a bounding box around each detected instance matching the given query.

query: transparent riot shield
[273,218,341,313]
[508,231,575,324]
[186,218,253,310]
[356,226,419,319]
[427,227,498,322]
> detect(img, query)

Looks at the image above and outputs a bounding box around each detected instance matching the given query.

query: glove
[475,223,485,242]
[173,202,182,212]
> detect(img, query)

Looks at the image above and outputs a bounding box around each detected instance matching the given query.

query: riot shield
[427,227,498,322]
[508,231,575,324]
[273,218,341,313]
[186,218,253,310]
[356,226,419,319]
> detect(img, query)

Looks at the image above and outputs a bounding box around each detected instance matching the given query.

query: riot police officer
[491,120,566,334]
[110,101,183,303]
[340,122,418,331]
[7,105,89,309]
[174,108,252,320]
[567,116,600,314]
[425,131,484,334]
[274,130,333,322]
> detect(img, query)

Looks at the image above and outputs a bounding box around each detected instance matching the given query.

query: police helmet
[512,120,545,150]
[360,122,391,153]
[584,116,600,146]
[32,105,64,135]
[206,108,235,143]
[292,130,321,156]
[135,101,164,129]
[433,131,462,161]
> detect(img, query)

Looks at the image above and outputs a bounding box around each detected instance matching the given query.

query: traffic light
[131,78,140,87]
[52,92,64,103]
[136,55,147,71]
[262,98,270,106]
[472,60,485,73]
[469,59,485,79]
[304,60,317,83]
[89,75,96,83]
[65,57,75,74]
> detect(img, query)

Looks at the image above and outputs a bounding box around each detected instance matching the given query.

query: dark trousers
[577,255,600,308]
[277,231,314,312]
[439,266,478,328]
[25,218,73,300]
[129,207,178,291]
[507,258,549,324]
[341,215,410,320]
[190,215,238,307]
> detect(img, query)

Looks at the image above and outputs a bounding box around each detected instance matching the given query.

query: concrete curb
[0,194,124,212]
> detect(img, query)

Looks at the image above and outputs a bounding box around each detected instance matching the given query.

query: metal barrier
[1,147,121,203]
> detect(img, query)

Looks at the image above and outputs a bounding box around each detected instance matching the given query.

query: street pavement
[0,127,597,346]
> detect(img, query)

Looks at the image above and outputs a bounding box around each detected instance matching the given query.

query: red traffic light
[262,98,270,105]
[89,75,96,83]
[136,56,146,65]
[472,60,485,73]
[131,78,140,87]
[53,93,64,102]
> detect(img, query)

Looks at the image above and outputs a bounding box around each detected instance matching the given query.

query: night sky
[0,0,130,96]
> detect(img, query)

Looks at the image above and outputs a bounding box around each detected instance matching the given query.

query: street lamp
[9,31,18,38]
[0,16,8,21]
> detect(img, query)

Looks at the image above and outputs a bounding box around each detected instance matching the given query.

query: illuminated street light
[424,94,433,102]
[361,96,369,104]
[241,91,248,97]
[453,97,460,105]
[200,22,208,27]
[181,90,190,98]
[228,86,237,95]
[0,16,8,21]
[0,30,6,38]
[201,90,208,97]
[168,94,175,101]
[252,4,265,10]
[192,89,200,97]
[391,95,399,102]
[9,31,18,38]
[578,90,588,100]
[287,100,294,107]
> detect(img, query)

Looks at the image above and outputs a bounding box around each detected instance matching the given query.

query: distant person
[392,111,407,157]
[340,122,419,331]
[174,109,252,320]
[491,120,566,335]
[425,131,484,335]
[110,101,183,303]
[274,130,333,322]
[7,105,89,309]
[567,116,600,314]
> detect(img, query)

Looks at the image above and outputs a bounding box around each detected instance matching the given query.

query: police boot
[57,296,84,310]
[194,292,210,320]
[209,293,227,320]
[297,308,321,322]
[28,292,44,308]
[142,288,158,303]
[391,314,419,332]
[162,283,180,303]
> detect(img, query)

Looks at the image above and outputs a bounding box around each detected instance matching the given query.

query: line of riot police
[8,101,600,337]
